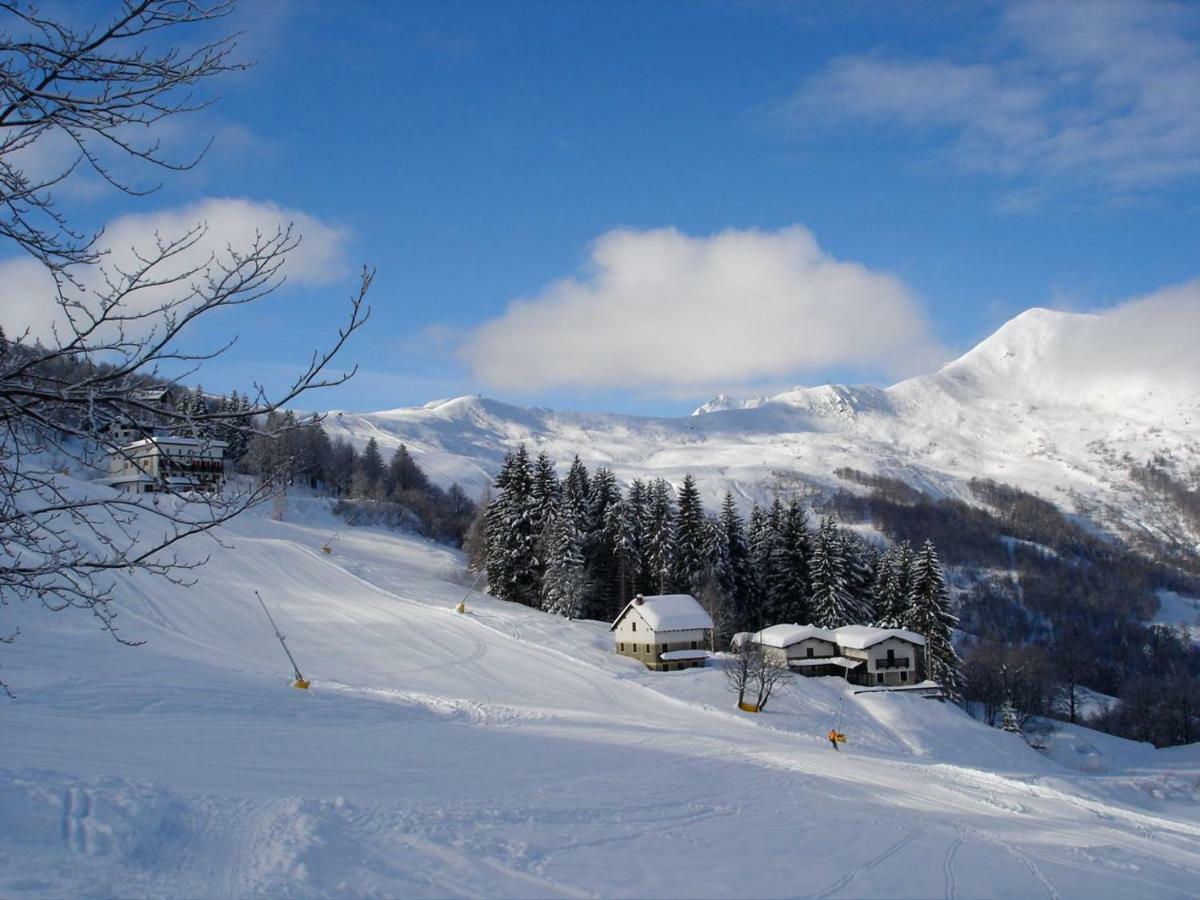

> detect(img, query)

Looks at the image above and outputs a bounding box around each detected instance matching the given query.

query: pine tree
[644,478,676,594]
[718,493,754,634]
[760,499,792,623]
[387,444,429,497]
[542,462,589,618]
[776,499,812,624]
[840,531,877,624]
[871,547,901,626]
[357,436,385,497]
[906,539,961,698]
[1000,699,1021,734]
[626,479,650,594]
[584,467,622,619]
[809,517,852,628]
[745,503,771,631]
[530,452,560,536]
[672,474,708,595]
[604,495,640,619]
[484,445,540,605]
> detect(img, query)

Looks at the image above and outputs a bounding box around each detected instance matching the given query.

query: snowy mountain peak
[691,393,768,416]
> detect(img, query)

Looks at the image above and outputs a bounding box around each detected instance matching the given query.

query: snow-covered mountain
[325,308,1200,546]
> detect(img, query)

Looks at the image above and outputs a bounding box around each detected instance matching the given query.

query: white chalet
[750,623,926,687]
[106,435,227,494]
[611,594,713,671]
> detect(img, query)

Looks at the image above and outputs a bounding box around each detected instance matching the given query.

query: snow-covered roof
[754,624,838,648]
[790,656,862,669]
[610,594,713,632]
[660,649,709,661]
[832,625,925,649]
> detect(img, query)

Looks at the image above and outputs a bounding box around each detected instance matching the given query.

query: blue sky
[8,0,1200,415]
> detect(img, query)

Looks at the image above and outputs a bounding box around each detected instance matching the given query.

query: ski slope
[2,490,1200,898]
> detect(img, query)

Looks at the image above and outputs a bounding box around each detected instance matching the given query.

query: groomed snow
[1,483,1199,897]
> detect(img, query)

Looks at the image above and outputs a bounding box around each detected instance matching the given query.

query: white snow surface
[756,623,838,647]
[834,624,927,649]
[323,308,1200,546]
[2,484,1200,897]
[612,593,713,632]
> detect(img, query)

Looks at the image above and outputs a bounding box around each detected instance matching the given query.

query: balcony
[875,657,910,670]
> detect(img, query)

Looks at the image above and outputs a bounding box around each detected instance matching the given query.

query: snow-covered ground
[3,487,1199,897]
[1156,590,1200,644]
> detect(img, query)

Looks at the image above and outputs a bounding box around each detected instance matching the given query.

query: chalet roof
[832,625,926,650]
[116,435,228,451]
[755,624,838,649]
[610,594,713,633]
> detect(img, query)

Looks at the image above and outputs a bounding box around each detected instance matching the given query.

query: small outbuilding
[611,594,713,671]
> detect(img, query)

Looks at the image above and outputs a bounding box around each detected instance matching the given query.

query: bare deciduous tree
[724,637,792,712]
[0,1,371,692]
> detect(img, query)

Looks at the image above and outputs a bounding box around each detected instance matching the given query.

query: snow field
[2,490,1200,897]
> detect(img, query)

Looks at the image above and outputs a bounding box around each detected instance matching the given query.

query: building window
[662,643,669,653]
[806,647,814,658]
[901,671,908,683]
[619,643,625,652]
[876,673,884,684]
[691,640,697,650]
[631,621,636,632]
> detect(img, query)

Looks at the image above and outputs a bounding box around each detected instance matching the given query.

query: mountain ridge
[323,306,1200,547]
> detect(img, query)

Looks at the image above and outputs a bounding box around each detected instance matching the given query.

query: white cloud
[786,0,1200,195]
[1,197,347,344]
[462,225,945,393]
[1068,280,1200,389]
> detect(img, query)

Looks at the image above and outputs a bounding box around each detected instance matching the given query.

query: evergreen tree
[776,499,812,624]
[672,474,708,594]
[542,462,589,618]
[1000,699,1021,734]
[604,495,641,618]
[644,478,676,594]
[584,468,622,619]
[841,530,877,624]
[357,436,385,497]
[387,444,429,497]
[626,479,651,594]
[484,445,540,605]
[809,517,852,628]
[761,499,792,623]
[871,547,903,627]
[718,493,754,634]
[530,452,560,536]
[745,503,771,631]
[907,539,962,698]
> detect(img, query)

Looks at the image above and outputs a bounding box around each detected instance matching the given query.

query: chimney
[634,594,644,605]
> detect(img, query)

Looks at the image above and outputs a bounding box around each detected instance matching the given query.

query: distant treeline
[827,468,1200,747]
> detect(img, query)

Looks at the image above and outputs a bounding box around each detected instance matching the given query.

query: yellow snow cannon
[292,677,311,690]
[455,601,466,614]
[738,701,760,713]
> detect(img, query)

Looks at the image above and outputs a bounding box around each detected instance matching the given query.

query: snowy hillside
[322,308,1200,547]
[3,484,1200,897]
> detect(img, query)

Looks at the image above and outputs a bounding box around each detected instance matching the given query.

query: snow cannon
[455,601,466,614]
[320,544,333,555]
[738,701,760,713]
[293,677,310,690]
